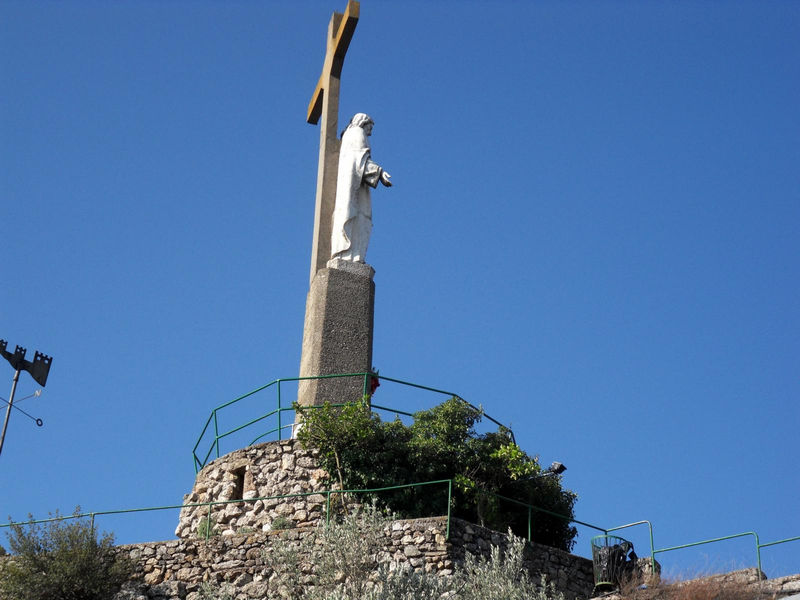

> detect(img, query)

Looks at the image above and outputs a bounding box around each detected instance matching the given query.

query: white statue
[330,113,392,263]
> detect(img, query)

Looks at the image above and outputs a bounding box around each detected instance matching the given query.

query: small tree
[294,397,382,496]
[0,508,131,600]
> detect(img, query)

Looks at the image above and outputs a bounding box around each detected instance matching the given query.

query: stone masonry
[169,439,598,598]
[117,517,596,600]
[134,439,800,600]
[176,440,333,538]
[3,435,798,600]
[592,568,800,600]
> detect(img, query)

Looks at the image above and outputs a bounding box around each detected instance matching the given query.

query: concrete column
[297,259,375,414]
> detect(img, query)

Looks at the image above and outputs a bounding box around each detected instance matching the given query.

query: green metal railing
[606,519,800,577]
[491,492,607,543]
[0,479,454,542]
[184,479,456,540]
[0,479,591,548]
[606,520,657,574]
[3,484,797,579]
[192,373,514,472]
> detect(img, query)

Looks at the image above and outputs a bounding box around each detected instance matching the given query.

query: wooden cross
[306,0,360,284]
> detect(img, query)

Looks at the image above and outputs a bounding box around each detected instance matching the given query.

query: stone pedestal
[296,259,375,414]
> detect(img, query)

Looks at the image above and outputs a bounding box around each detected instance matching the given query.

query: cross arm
[307,0,360,125]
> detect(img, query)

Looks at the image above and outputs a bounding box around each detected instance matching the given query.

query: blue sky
[2,0,798,579]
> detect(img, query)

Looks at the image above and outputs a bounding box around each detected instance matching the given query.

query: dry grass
[613,571,764,600]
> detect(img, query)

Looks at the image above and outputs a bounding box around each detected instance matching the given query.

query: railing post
[90,512,96,534]
[206,503,212,541]
[606,520,657,576]
[755,532,762,575]
[527,506,532,542]
[326,491,331,526]
[213,411,220,459]
[277,380,282,441]
[446,480,452,540]
[648,522,656,576]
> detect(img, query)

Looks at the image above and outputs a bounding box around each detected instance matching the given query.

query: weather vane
[0,339,53,458]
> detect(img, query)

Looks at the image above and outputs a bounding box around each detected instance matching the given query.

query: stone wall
[176,440,333,538]
[143,439,800,600]
[449,518,595,598]
[116,517,596,600]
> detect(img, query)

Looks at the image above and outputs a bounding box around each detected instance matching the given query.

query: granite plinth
[296,261,375,415]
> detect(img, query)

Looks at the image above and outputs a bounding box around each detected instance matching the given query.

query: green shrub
[0,507,131,600]
[197,581,236,600]
[197,516,218,539]
[263,504,564,600]
[270,516,295,530]
[456,536,565,600]
[295,397,578,550]
[263,504,451,600]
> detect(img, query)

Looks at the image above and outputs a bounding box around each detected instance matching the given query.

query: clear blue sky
[2,0,798,579]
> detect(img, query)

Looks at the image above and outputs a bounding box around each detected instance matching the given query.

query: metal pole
[277,381,282,441]
[446,479,452,540]
[0,370,21,458]
[528,506,532,542]
[213,410,220,459]
[326,491,331,526]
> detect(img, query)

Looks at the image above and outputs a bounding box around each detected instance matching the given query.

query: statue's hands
[380,171,392,187]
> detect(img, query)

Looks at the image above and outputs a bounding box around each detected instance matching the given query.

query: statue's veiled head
[343,113,374,137]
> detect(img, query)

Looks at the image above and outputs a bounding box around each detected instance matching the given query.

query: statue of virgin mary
[330,113,392,263]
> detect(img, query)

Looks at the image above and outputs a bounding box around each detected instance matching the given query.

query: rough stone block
[297,264,375,410]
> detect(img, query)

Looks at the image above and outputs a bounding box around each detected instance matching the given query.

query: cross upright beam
[306,0,360,284]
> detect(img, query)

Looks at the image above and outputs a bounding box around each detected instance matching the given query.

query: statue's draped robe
[330,125,383,262]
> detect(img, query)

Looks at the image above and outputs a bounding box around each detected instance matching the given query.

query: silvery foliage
[261,503,563,600]
[454,534,566,600]
[316,569,452,600]
[196,580,235,600]
[310,503,389,599]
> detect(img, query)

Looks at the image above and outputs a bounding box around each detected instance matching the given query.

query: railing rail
[0,480,456,541]
[606,520,800,577]
[655,531,761,573]
[606,520,656,574]
[0,479,590,549]
[192,373,515,472]
[490,491,606,544]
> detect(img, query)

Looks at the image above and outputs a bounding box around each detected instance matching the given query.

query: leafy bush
[263,504,564,600]
[264,505,398,600]
[456,541,565,600]
[302,505,393,599]
[0,508,131,600]
[197,581,236,600]
[295,397,578,550]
